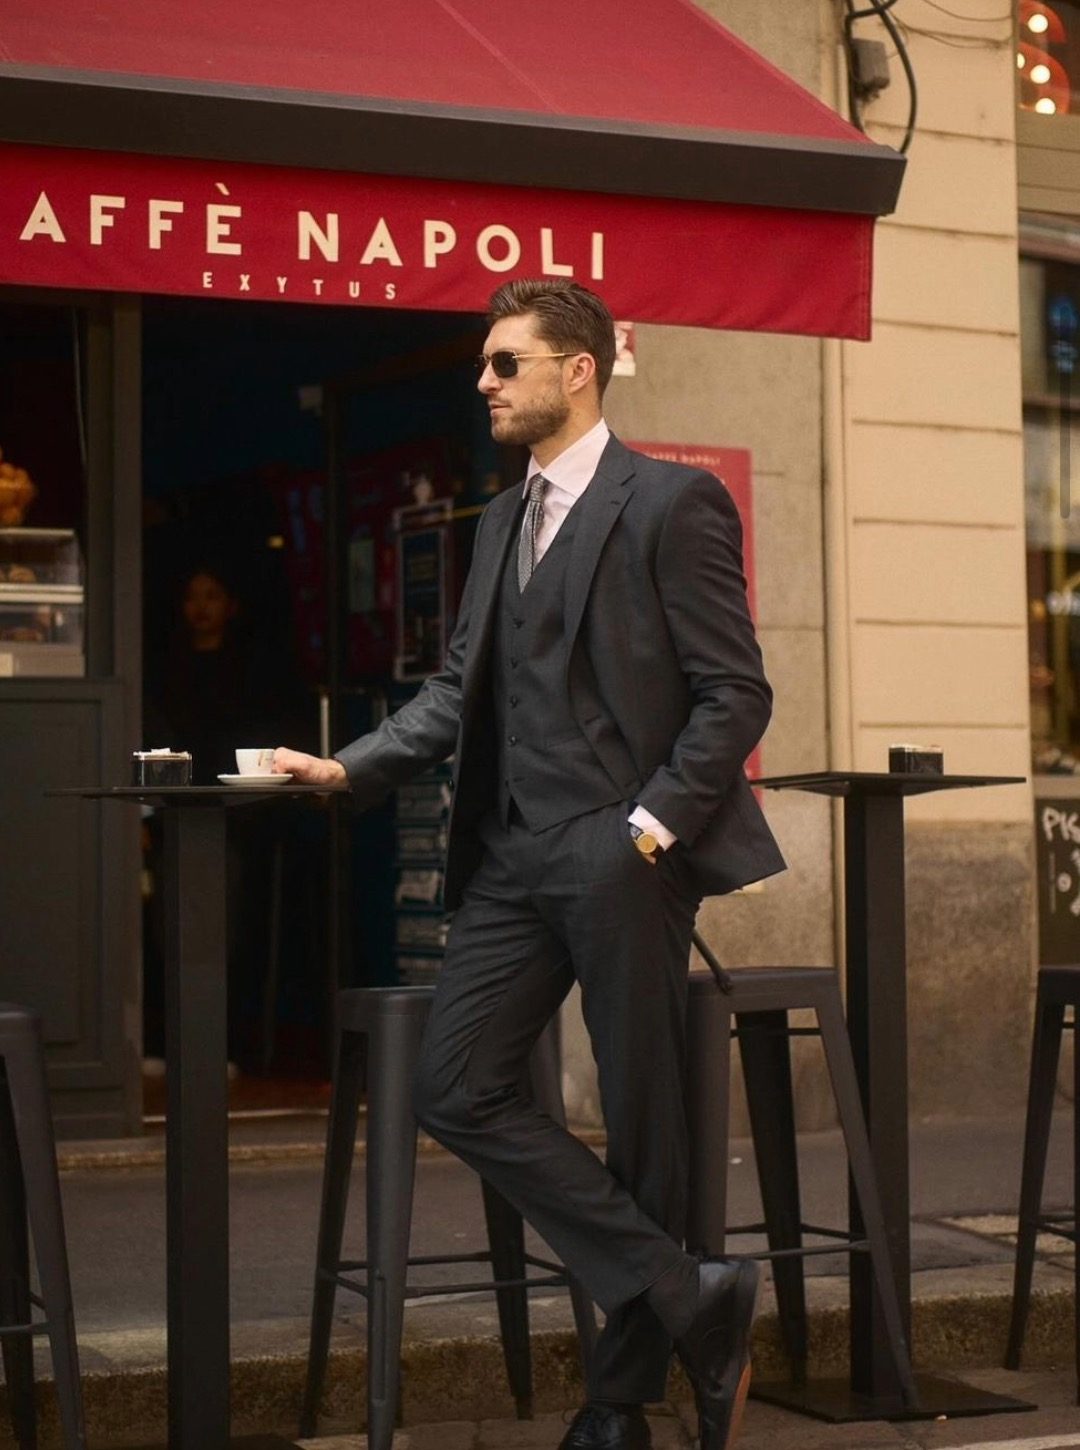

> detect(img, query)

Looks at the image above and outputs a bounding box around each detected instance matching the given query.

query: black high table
[753,771,1028,1423]
[62,784,347,1450]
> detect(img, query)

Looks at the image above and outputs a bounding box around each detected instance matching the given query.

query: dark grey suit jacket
[337,435,785,909]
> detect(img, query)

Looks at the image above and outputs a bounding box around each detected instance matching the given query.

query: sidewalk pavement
[7,1111,1080,1447]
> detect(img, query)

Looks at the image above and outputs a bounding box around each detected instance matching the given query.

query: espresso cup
[235,748,276,776]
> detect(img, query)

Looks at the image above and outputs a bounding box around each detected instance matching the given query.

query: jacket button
[509,695,519,707]
[508,735,518,746]
[514,619,523,629]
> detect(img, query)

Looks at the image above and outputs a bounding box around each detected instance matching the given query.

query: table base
[127,1437,301,1448]
[752,1370,1036,1423]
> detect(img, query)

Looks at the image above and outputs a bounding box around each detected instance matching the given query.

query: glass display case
[0,528,85,677]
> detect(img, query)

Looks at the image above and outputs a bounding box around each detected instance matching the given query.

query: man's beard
[490,391,571,448]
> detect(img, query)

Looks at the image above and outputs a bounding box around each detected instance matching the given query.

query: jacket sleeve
[635,472,772,845]
[334,511,484,809]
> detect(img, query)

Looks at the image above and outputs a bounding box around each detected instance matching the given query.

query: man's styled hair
[488,280,617,397]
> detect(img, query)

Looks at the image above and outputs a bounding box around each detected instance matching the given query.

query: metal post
[163,805,230,1449]
[843,789,910,1403]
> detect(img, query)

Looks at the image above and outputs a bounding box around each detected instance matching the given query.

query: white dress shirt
[524,418,611,566]
[521,420,677,851]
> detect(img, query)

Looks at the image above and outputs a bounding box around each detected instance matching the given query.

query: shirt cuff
[629,804,677,852]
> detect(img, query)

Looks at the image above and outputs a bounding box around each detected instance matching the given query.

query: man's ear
[566,352,597,397]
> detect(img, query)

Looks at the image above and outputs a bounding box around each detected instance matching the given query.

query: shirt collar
[524,419,610,499]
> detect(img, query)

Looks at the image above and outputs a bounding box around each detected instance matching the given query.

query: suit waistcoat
[492,497,624,831]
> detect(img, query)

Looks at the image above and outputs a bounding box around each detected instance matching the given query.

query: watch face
[635,831,659,856]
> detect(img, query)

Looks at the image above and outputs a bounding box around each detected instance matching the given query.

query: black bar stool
[300,985,597,1447]
[0,1004,86,1450]
[684,945,916,1404]
[1005,964,1080,1395]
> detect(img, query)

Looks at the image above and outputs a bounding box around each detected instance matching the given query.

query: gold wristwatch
[629,822,660,864]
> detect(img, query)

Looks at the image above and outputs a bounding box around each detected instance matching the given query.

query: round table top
[754,770,1026,798]
[52,782,350,806]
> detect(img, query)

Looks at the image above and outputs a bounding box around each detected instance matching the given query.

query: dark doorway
[139,296,504,1113]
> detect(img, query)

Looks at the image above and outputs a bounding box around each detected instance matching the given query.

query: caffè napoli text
[18,192,607,282]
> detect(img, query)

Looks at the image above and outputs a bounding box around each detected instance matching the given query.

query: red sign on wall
[629,442,762,780]
[629,443,755,609]
[0,143,873,339]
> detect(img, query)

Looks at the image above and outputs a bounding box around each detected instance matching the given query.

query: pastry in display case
[0,528,85,677]
[0,446,36,528]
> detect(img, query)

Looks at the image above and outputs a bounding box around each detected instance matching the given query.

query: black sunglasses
[475,350,575,379]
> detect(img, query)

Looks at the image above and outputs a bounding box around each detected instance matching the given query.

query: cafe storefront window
[1024,237,1080,771]
[0,299,88,679]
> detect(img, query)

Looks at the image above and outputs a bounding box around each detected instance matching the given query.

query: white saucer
[217,773,294,786]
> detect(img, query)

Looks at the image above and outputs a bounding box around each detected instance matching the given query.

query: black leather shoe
[674,1258,761,1450]
[557,1403,652,1449]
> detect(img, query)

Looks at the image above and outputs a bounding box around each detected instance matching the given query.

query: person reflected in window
[143,563,302,1076]
[154,566,251,783]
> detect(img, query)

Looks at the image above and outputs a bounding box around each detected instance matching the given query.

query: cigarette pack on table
[887,744,943,776]
[132,750,192,787]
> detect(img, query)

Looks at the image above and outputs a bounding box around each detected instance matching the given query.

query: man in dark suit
[276,280,785,1450]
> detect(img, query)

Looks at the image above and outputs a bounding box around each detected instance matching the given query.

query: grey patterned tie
[517,474,548,591]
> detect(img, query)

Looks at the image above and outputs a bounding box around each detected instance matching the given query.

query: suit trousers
[412,799,702,1403]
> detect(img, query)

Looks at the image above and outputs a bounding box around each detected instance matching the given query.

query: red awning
[1,0,863,147]
[0,0,904,339]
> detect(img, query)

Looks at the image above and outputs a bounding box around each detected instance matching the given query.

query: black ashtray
[132,750,192,787]
[888,744,943,776]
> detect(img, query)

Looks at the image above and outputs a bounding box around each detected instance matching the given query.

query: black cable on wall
[843,0,918,154]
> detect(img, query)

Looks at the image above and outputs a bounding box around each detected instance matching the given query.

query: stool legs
[0,1069,36,1449]
[684,974,915,1409]
[685,987,732,1257]
[481,1181,533,1418]
[365,1007,427,1450]
[737,1011,808,1383]
[300,1026,367,1438]
[303,997,593,1444]
[1005,996,1065,1371]
[2,1029,86,1450]
[1074,1013,1080,1403]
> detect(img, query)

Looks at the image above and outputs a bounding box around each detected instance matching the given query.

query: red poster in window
[629,442,760,780]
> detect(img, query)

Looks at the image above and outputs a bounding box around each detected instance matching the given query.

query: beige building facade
[564,0,1041,1126]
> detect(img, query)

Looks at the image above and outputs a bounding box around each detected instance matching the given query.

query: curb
[2,1287,1074,1448]
[56,1126,609,1175]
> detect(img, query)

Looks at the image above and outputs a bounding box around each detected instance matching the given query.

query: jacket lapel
[563,436,636,651]
[461,484,524,703]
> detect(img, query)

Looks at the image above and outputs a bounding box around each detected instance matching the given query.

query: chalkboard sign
[1035,797,1080,965]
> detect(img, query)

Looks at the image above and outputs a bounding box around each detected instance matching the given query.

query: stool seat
[301,985,596,1449]
[0,1004,86,1448]
[336,985,439,1020]
[1028,964,1080,999]
[684,956,916,1406]
[700,966,841,1005]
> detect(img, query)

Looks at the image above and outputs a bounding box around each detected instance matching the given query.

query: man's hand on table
[272,748,348,786]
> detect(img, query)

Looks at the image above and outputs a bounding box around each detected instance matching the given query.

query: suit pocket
[545,717,603,747]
